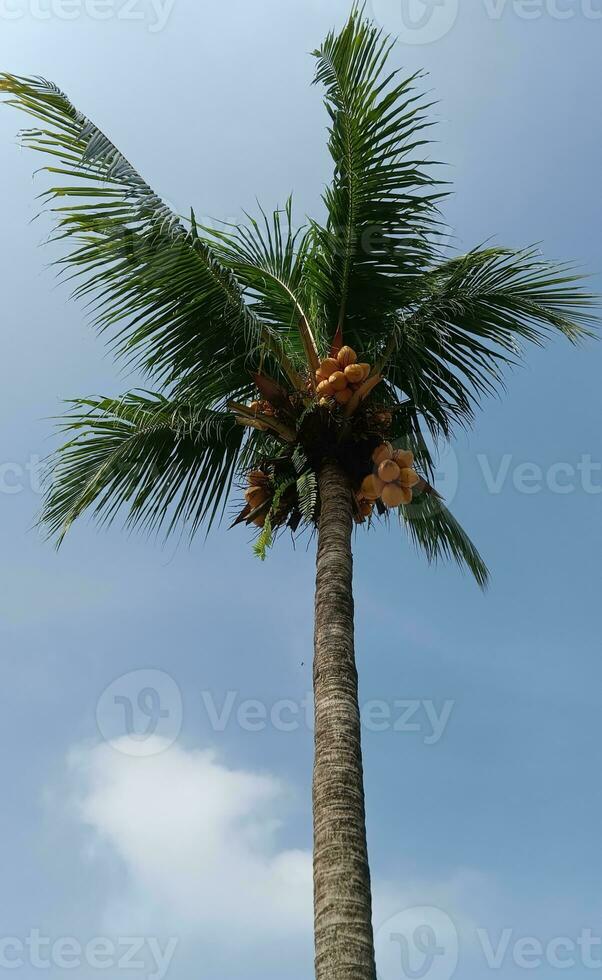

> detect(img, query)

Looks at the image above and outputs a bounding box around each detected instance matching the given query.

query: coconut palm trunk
[313,460,376,980]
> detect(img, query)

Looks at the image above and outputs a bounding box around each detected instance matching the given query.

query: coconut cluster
[244,469,272,526]
[358,443,420,511]
[314,346,371,407]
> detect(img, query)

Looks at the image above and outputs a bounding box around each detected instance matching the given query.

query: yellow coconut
[360,474,385,500]
[344,363,365,384]
[316,379,334,397]
[393,449,414,469]
[372,442,393,466]
[315,369,329,384]
[335,386,353,405]
[337,345,357,368]
[399,467,420,488]
[320,357,340,377]
[378,459,401,483]
[329,371,348,392]
[381,483,412,508]
[245,485,268,507]
[357,363,371,381]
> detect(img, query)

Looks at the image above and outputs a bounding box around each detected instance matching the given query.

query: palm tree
[2,8,596,979]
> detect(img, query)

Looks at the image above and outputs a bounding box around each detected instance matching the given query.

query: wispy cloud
[69,738,313,946]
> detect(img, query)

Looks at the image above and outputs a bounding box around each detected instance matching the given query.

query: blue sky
[0,2,601,978]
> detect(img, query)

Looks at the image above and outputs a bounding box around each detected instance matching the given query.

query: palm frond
[292,445,319,523]
[402,490,489,589]
[310,5,443,343]
[42,391,249,543]
[387,246,598,435]
[0,74,301,392]
[253,476,296,560]
[4,33,596,582]
[209,200,323,373]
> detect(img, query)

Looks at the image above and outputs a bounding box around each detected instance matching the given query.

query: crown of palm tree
[1,6,595,586]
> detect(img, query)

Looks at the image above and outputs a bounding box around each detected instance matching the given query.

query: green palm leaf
[209,199,323,371]
[0,74,301,393]
[310,5,444,342]
[42,392,249,543]
[403,490,489,589]
[387,246,597,435]
[3,14,597,589]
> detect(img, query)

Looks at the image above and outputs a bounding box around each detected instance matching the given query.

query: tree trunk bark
[312,459,377,980]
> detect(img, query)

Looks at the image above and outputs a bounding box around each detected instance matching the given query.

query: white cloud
[67,737,494,979]
[69,737,312,944]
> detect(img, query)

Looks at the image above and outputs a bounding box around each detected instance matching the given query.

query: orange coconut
[329,371,348,392]
[400,486,413,505]
[335,387,353,405]
[372,442,393,465]
[399,467,420,488]
[319,357,340,377]
[393,449,414,469]
[316,380,334,397]
[378,459,401,483]
[344,363,365,384]
[381,483,412,508]
[356,363,371,381]
[337,345,357,368]
[380,483,404,508]
[360,474,385,500]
